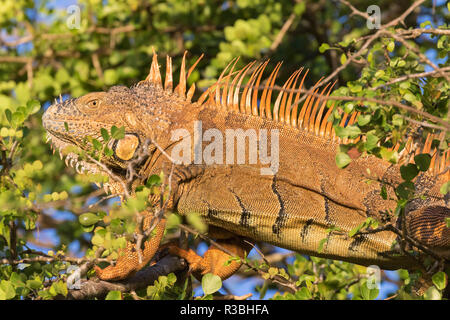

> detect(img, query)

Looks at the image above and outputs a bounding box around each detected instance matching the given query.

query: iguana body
[42,52,450,281]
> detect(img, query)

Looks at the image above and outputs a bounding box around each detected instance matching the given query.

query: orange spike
[175,51,188,98]
[241,62,263,114]
[285,68,303,126]
[222,58,240,110]
[445,150,450,181]
[422,133,433,154]
[145,49,162,86]
[264,62,283,120]
[290,69,309,127]
[164,55,173,92]
[197,84,214,106]
[251,61,269,116]
[320,102,335,137]
[353,136,361,144]
[260,62,282,118]
[347,111,361,144]
[280,70,298,123]
[348,111,359,126]
[438,150,445,173]
[233,61,256,113]
[429,149,437,174]
[232,62,255,113]
[214,58,237,108]
[298,77,323,129]
[326,120,334,139]
[391,141,400,152]
[302,87,320,130]
[314,81,336,135]
[274,68,299,122]
[187,53,204,80]
[308,82,331,132]
[339,112,348,127]
[186,83,195,102]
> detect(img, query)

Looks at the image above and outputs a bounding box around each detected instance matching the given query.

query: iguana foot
[95,218,166,281]
[166,237,253,281]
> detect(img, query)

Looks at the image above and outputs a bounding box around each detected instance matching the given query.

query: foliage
[0,0,449,300]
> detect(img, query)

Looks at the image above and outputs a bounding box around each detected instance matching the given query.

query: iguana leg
[95,215,166,281]
[166,229,253,281]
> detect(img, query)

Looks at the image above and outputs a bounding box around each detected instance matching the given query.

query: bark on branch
[67,255,186,300]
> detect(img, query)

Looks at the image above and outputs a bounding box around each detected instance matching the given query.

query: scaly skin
[42,52,450,281]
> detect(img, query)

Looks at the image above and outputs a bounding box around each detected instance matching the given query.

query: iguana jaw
[46,130,126,194]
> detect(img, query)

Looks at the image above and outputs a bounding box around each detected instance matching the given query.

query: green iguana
[42,51,450,283]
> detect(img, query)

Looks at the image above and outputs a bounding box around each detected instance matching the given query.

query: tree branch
[66,255,186,299]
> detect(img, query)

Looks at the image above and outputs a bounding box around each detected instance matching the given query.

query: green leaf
[317,238,327,253]
[380,148,397,163]
[105,291,122,300]
[91,233,104,246]
[386,41,395,52]
[335,152,352,169]
[396,181,415,199]
[420,21,432,29]
[295,287,312,300]
[0,280,16,300]
[26,100,41,114]
[424,286,441,300]
[365,133,379,151]
[340,53,347,65]
[92,139,102,151]
[79,213,101,226]
[357,114,371,126]
[392,114,403,126]
[414,154,431,172]
[10,272,25,287]
[104,147,114,157]
[432,272,447,290]
[334,125,361,139]
[400,164,419,181]
[380,185,387,200]
[26,280,42,290]
[101,128,110,142]
[111,126,125,140]
[319,43,330,53]
[186,212,208,233]
[348,225,362,238]
[440,182,450,195]
[146,174,162,187]
[293,2,305,15]
[403,92,417,103]
[4,109,12,124]
[201,273,222,295]
[360,280,379,300]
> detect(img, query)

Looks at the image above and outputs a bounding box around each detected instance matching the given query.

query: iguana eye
[87,99,100,108]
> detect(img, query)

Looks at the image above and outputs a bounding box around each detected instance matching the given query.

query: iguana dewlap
[42,51,450,281]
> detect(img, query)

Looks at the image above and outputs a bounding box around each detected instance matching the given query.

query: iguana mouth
[46,131,117,194]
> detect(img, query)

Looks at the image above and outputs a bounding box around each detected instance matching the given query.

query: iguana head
[42,51,200,194]
[43,86,146,193]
